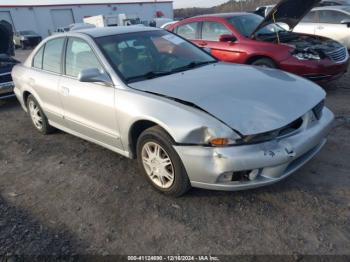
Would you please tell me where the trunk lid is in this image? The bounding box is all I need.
[129,63,325,135]
[251,0,321,38]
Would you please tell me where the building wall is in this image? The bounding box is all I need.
[0,2,173,37]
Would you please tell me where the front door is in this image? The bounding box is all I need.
[59,37,123,149]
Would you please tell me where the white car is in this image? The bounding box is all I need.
[294,6,350,49]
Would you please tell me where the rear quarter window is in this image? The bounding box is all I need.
[42,38,65,74]
[32,45,44,69]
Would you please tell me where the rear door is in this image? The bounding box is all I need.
[199,21,240,63]
[59,37,122,149]
[30,37,66,126]
[315,10,350,47]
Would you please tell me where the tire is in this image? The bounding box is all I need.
[137,126,191,197]
[27,95,55,135]
[250,58,276,68]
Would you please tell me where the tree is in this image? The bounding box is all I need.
[174,0,281,19]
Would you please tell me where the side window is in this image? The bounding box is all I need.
[42,38,65,74]
[302,11,317,23]
[202,22,232,41]
[65,38,103,78]
[319,10,349,23]
[32,45,44,69]
[176,22,199,40]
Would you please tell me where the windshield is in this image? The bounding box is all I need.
[20,31,37,35]
[227,14,287,38]
[96,30,217,83]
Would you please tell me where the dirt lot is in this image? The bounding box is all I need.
[0,49,350,256]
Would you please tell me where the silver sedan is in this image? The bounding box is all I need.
[12,26,334,196]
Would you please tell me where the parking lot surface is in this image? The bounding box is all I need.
[0,49,350,255]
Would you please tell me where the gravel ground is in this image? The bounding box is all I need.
[0,49,349,256]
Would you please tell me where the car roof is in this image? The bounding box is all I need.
[312,5,350,11]
[194,12,252,19]
[72,25,162,38]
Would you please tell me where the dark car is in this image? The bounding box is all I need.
[168,0,349,82]
[318,0,350,6]
[13,30,42,49]
[0,20,19,99]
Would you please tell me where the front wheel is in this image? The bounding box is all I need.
[137,126,191,197]
[250,58,276,68]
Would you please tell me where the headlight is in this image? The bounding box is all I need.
[20,36,28,41]
[293,52,321,61]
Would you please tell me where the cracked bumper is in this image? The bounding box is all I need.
[174,108,334,191]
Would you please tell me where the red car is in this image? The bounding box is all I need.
[168,0,349,82]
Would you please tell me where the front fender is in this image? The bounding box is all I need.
[115,88,240,150]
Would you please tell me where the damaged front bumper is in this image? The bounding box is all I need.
[174,107,334,191]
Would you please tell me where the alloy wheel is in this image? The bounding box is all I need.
[141,141,175,189]
[28,100,43,130]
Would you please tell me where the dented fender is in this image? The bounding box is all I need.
[115,88,240,151]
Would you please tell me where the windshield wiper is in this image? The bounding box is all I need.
[125,71,172,83]
[171,60,217,73]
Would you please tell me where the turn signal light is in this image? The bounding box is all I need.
[210,138,230,146]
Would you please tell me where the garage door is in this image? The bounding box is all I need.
[0,11,14,27]
[51,9,74,29]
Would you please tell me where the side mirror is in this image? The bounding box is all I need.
[341,19,350,27]
[219,34,237,43]
[78,68,112,85]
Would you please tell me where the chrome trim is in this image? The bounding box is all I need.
[326,47,349,64]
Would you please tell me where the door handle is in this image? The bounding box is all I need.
[61,86,70,96]
[198,42,207,46]
[317,26,324,30]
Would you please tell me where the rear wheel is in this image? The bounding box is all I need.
[27,95,55,134]
[250,58,276,68]
[137,126,191,197]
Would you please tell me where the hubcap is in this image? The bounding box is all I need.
[141,142,175,189]
[28,100,43,130]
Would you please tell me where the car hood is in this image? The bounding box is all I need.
[251,0,321,37]
[0,20,14,56]
[129,63,325,136]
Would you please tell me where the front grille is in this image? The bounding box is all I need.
[0,72,12,83]
[326,47,348,63]
[313,100,324,120]
[242,118,303,144]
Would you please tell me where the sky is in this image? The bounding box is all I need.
[173,0,229,8]
[0,0,229,9]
